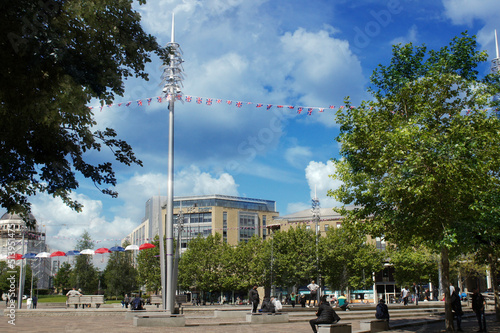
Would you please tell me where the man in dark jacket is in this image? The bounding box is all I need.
[249,285,260,313]
[472,288,486,332]
[309,296,340,333]
[451,288,463,331]
[375,298,390,323]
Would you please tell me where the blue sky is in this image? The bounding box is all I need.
[16,0,500,252]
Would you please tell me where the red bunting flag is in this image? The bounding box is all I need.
[236,101,243,107]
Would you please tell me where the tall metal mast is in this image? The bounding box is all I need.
[161,12,184,313]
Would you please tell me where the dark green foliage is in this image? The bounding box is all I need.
[0,0,163,222]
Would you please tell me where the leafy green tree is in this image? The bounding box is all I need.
[388,245,438,287]
[53,261,72,293]
[269,226,317,290]
[320,226,384,292]
[0,0,163,221]
[331,32,500,330]
[136,237,160,293]
[71,230,99,293]
[225,235,268,292]
[103,245,137,296]
[0,265,33,296]
[177,234,228,295]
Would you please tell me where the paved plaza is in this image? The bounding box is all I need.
[1,302,499,333]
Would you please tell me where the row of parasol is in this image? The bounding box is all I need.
[4,242,156,260]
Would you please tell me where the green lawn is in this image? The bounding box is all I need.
[36,295,67,303]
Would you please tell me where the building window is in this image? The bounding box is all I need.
[336,222,342,228]
[376,237,386,251]
[306,225,311,230]
[223,212,228,243]
[324,224,329,232]
[238,212,258,243]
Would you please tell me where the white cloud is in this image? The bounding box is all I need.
[175,165,239,196]
[285,146,313,169]
[390,24,418,45]
[305,160,343,208]
[443,0,500,26]
[29,166,239,252]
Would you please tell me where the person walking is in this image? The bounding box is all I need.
[451,287,463,331]
[401,287,409,306]
[32,295,37,309]
[290,292,296,308]
[249,285,260,313]
[413,283,420,305]
[472,288,486,332]
[309,296,341,333]
[307,280,320,307]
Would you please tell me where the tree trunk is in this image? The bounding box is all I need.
[441,247,454,331]
[488,253,500,322]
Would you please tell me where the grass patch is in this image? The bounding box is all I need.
[37,295,67,303]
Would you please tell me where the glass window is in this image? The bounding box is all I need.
[324,224,329,232]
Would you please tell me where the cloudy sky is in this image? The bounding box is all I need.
[11,0,500,253]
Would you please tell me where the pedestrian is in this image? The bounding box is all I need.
[32,295,37,309]
[249,285,260,313]
[123,293,130,308]
[450,287,463,331]
[413,283,420,305]
[27,296,32,309]
[472,288,486,332]
[290,292,296,308]
[401,287,409,306]
[300,293,307,307]
[309,296,341,333]
[271,296,282,312]
[375,298,390,324]
[307,280,320,307]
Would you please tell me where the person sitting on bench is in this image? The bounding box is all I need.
[375,298,390,323]
[309,296,340,333]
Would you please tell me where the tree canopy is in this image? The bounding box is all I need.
[0,0,164,221]
[331,32,500,330]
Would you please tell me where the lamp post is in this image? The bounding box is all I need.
[311,191,320,305]
[160,12,184,314]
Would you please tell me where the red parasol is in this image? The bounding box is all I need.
[50,251,67,257]
[7,253,23,260]
[95,248,111,254]
[139,243,156,250]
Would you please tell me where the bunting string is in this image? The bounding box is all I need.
[88,93,352,115]
[88,93,498,115]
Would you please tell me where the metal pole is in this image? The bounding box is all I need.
[166,95,175,313]
[162,13,184,313]
[17,230,25,309]
[159,203,166,309]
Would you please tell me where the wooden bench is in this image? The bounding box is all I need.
[246,312,289,324]
[67,295,105,308]
[149,295,188,308]
[317,323,352,333]
[150,295,162,308]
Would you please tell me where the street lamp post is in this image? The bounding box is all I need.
[311,192,321,305]
[161,13,184,314]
